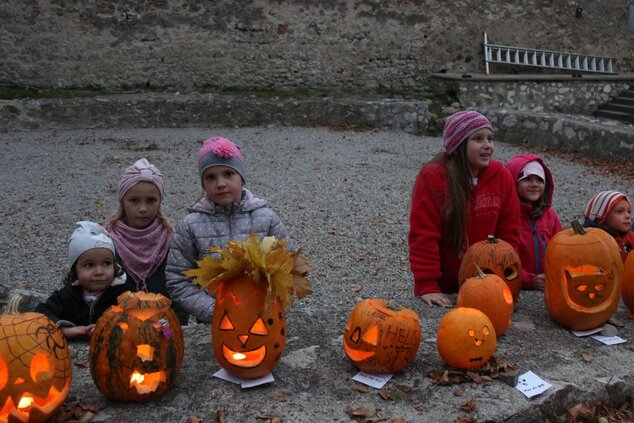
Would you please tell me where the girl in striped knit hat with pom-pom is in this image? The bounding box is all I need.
[583,190,634,261]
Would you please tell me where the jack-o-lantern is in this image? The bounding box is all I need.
[184,234,311,380]
[622,252,634,319]
[457,266,514,336]
[343,299,421,374]
[0,296,71,423]
[436,307,496,370]
[89,291,184,402]
[458,235,522,302]
[544,221,623,330]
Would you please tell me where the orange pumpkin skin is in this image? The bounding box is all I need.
[212,276,286,379]
[89,291,184,402]
[544,224,623,331]
[436,307,497,370]
[0,310,71,423]
[457,273,513,336]
[623,252,634,319]
[343,299,421,374]
[458,235,522,302]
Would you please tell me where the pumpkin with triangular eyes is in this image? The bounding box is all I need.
[212,275,286,379]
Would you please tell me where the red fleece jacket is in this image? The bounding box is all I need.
[408,159,520,296]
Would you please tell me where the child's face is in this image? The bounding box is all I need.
[517,175,545,203]
[75,248,115,294]
[122,181,161,229]
[202,165,243,206]
[466,128,494,177]
[604,198,633,233]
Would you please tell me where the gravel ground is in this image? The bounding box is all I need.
[0,126,632,422]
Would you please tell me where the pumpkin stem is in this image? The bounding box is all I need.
[571,220,586,235]
[475,265,487,279]
[5,294,22,314]
[486,235,498,244]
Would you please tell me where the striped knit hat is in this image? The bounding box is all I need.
[442,110,493,155]
[583,190,631,224]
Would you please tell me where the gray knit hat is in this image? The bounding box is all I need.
[67,221,116,268]
[196,136,246,184]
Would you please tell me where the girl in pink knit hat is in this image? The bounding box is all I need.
[583,190,634,261]
[408,110,520,307]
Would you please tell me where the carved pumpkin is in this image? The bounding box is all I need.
[436,307,496,370]
[343,299,421,374]
[457,266,514,336]
[212,275,286,379]
[0,296,71,423]
[89,291,184,402]
[458,235,522,302]
[544,221,623,331]
[623,252,634,319]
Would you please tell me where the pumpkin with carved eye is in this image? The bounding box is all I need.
[343,299,421,374]
[544,221,623,330]
[457,267,514,336]
[458,235,522,302]
[622,251,634,319]
[212,275,286,379]
[436,307,497,370]
[89,291,184,402]
[0,296,71,423]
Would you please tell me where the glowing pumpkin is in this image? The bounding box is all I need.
[212,275,286,379]
[436,307,496,370]
[457,266,514,336]
[89,291,184,402]
[0,296,71,423]
[458,235,522,302]
[623,252,634,319]
[544,221,623,331]
[343,299,421,374]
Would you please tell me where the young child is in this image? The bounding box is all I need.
[506,154,562,290]
[36,221,135,339]
[583,190,634,261]
[106,158,189,325]
[409,110,520,307]
[166,136,294,323]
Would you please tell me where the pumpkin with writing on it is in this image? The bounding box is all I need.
[436,307,496,370]
[0,295,71,423]
[458,235,522,302]
[622,252,634,319]
[343,299,421,374]
[544,221,623,331]
[457,266,514,336]
[89,291,184,402]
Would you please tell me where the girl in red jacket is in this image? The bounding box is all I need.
[583,190,634,262]
[506,155,562,290]
[409,110,520,307]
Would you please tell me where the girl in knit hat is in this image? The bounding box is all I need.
[35,221,135,339]
[506,154,562,290]
[583,190,634,261]
[408,110,520,307]
[106,158,189,325]
[166,136,294,323]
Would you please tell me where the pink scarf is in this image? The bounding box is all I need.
[109,219,172,291]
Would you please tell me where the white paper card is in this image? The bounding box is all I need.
[515,371,552,398]
[591,335,627,345]
[572,326,604,337]
[352,372,393,389]
[213,368,274,388]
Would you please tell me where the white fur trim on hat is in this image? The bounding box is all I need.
[518,161,545,182]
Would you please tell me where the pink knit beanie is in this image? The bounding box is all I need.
[197,136,245,183]
[117,158,165,202]
[583,190,631,224]
[442,111,493,155]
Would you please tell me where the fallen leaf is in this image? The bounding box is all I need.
[346,406,369,418]
[271,392,286,402]
[378,388,391,400]
[460,397,477,412]
[581,353,593,363]
[352,384,369,393]
[74,360,88,367]
[609,317,625,327]
[215,409,226,423]
[454,386,466,396]
[188,416,203,423]
[396,384,414,393]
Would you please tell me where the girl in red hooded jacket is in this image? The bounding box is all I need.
[408,110,520,307]
[506,154,563,290]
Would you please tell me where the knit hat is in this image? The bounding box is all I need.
[518,161,545,182]
[442,110,493,155]
[117,158,165,201]
[583,190,631,224]
[68,221,116,268]
[197,136,246,183]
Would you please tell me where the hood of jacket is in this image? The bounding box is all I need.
[506,154,555,207]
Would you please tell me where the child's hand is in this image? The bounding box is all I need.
[420,293,453,307]
[61,324,96,340]
[531,274,546,291]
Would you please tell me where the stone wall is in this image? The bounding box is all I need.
[1,0,633,92]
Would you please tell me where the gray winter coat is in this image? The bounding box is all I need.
[166,188,293,323]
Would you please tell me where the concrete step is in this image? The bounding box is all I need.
[593,109,634,123]
[611,96,634,106]
[601,103,634,114]
[619,89,634,99]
